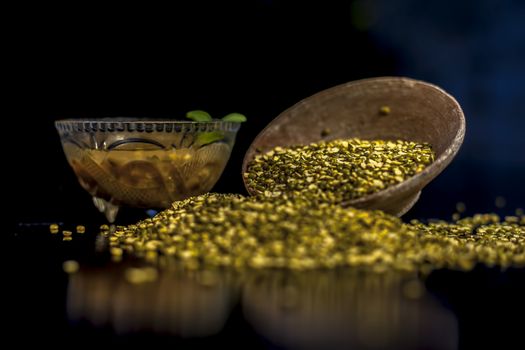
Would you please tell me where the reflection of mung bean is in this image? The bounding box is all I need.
[63,260,79,274]
[244,138,434,203]
[125,267,158,284]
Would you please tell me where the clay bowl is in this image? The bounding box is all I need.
[242,77,466,216]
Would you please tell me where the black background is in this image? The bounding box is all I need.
[7,1,525,348]
[11,1,397,225]
[10,0,525,224]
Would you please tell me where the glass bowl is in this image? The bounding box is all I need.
[55,118,241,222]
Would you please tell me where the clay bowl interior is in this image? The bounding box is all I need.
[242,77,466,216]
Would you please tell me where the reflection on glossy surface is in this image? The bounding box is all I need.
[243,270,457,350]
[67,265,237,337]
[67,266,457,349]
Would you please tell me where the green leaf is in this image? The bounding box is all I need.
[186,110,212,122]
[222,113,247,123]
[195,131,225,147]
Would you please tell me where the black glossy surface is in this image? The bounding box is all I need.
[6,224,525,349]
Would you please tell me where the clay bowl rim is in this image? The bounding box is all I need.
[242,76,466,208]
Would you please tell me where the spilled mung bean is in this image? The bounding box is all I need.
[49,223,59,234]
[104,193,525,272]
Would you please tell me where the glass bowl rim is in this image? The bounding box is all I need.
[55,118,242,125]
[55,118,242,133]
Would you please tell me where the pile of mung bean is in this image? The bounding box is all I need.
[98,138,525,272]
[103,193,525,272]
